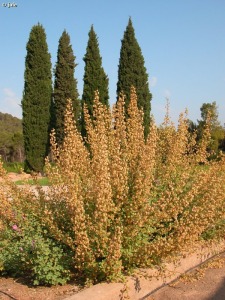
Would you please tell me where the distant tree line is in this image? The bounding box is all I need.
[0,112,24,162]
[188,101,225,157]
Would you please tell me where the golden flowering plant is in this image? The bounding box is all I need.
[1,87,225,285]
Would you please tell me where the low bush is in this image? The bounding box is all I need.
[0,215,72,285]
[3,162,24,173]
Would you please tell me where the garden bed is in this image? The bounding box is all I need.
[0,240,224,300]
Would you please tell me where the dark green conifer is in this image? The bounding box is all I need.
[22,23,52,173]
[53,30,80,146]
[117,18,152,139]
[81,25,109,137]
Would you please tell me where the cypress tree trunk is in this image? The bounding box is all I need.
[117,18,152,139]
[81,25,109,138]
[53,30,80,146]
[22,23,52,173]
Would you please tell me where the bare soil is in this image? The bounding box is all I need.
[146,253,225,300]
[6,172,37,182]
[1,254,225,300]
[0,277,81,300]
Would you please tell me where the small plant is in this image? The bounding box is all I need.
[3,162,24,173]
[0,212,72,285]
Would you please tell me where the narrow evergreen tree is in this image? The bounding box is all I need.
[117,18,152,139]
[81,25,109,137]
[53,30,80,146]
[22,23,52,173]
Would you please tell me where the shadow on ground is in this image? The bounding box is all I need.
[207,277,225,300]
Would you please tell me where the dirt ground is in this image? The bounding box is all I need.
[0,255,225,300]
[0,278,81,300]
[146,253,225,300]
[6,172,36,182]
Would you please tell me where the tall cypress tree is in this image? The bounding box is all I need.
[117,18,152,139]
[81,25,109,137]
[53,30,80,146]
[22,23,52,173]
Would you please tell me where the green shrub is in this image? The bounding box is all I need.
[0,213,72,285]
[3,162,24,173]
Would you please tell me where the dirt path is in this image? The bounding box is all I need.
[145,253,225,300]
[6,172,35,182]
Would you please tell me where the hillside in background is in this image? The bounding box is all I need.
[0,112,22,133]
[0,112,24,162]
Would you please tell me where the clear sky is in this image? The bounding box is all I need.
[0,0,225,125]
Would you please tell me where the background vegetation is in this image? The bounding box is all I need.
[2,19,224,169]
[0,112,24,163]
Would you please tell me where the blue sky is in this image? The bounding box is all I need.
[0,0,225,125]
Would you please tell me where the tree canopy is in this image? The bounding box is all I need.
[117,18,152,139]
[22,23,52,173]
[198,101,225,154]
[53,30,80,146]
[0,112,23,162]
[81,25,109,137]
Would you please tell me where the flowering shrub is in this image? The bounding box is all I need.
[0,204,72,285]
[0,87,225,285]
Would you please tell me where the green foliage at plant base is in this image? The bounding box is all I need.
[201,219,225,241]
[0,213,72,286]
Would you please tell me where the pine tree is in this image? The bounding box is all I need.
[53,30,80,146]
[22,23,52,173]
[81,25,109,137]
[117,18,152,139]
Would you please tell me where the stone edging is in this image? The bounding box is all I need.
[64,241,225,300]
